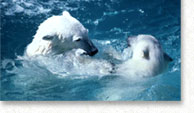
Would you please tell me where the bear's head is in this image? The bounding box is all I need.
[127,35,173,76]
[27,11,98,56]
[41,30,98,56]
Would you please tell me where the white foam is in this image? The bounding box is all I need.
[96,76,153,100]
[1,59,15,70]
[138,9,145,13]
[15,4,24,13]
[11,48,113,78]
[2,0,74,16]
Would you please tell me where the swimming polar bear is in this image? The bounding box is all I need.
[116,35,173,77]
[25,11,98,57]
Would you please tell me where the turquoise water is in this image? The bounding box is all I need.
[0,0,180,100]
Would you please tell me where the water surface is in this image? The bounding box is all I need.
[0,0,180,101]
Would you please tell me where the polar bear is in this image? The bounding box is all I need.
[25,11,98,57]
[116,35,173,77]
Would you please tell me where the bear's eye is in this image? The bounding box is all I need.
[73,36,82,42]
[42,35,54,40]
[75,38,81,42]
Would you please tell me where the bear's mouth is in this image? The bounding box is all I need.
[88,49,98,56]
[75,48,98,56]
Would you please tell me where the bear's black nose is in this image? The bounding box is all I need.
[89,49,98,56]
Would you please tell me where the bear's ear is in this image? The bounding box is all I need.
[73,36,81,42]
[127,36,137,47]
[142,49,149,60]
[42,35,54,40]
[62,11,71,17]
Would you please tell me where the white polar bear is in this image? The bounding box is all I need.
[116,35,173,77]
[25,11,98,57]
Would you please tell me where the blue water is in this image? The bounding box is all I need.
[0,0,180,101]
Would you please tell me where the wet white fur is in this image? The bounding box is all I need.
[25,11,91,56]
